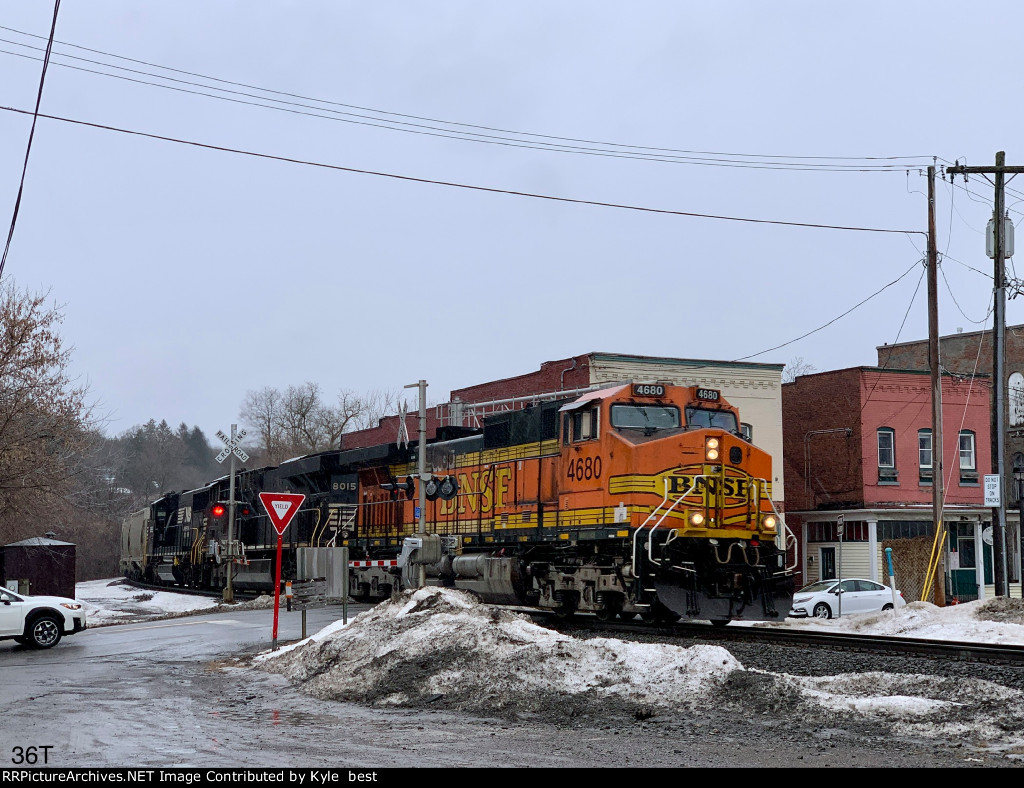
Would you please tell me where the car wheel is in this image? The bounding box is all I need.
[882,603,894,611]
[813,602,832,619]
[27,615,62,649]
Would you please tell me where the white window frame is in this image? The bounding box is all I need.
[959,431,976,470]
[918,429,933,470]
[877,428,895,469]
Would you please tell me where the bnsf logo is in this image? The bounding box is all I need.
[669,474,748,499]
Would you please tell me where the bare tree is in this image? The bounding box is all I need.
[239,384,403,459]
[0,282,95,544]
[782,357,817,383]
[352,387,401,430]
[281,381,325,454]
[240,386,286,464]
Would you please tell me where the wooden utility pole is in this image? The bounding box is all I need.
[946,152,1024,597]
[927,165,946,606]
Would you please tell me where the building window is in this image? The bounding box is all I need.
[918,428,933,484]
[877,427,898,483]
[953,522,976,569]
[959,430,978,485]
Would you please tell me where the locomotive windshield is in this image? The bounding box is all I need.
[685,406,739,432]
[610,403,680,430]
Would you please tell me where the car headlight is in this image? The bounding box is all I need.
[60,603,82,610]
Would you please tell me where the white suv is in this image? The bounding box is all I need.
[0,587,87,648]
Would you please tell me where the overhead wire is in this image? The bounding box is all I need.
[0,2,60,280]
[734,258,923,363]
[0,105,929,238]
[0,30,936,172]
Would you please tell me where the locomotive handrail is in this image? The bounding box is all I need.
[752,476,798,573]
[631,476,697,577]
[327,506,358,548]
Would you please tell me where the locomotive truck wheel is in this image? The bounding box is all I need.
[27,615,62,649]
[553,597,577,620]
[813,603,832,619]
[617,611,638,621]
[710,620,730,628]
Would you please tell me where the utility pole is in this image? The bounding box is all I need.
[927,165,946,606]
[947,152,1024,597]
[404,379,428,589]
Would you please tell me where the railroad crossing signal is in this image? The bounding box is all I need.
[216,428,249,464]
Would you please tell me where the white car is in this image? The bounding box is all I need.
[0,587,87,648]
[788,577,907,620]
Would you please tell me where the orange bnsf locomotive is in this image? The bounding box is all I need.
[121,382,796,625]
[348,381,796,624]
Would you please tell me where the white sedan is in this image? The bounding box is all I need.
[788,577,907,619]
[0,587,87,648]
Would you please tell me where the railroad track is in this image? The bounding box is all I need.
[117,582,1024,667]
[123,578,262,602]
[534,613,1024,666]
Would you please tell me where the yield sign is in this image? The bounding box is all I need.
[259,492,306,536]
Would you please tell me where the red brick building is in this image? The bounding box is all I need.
[877,325,1024,598]
[783,367,994,602]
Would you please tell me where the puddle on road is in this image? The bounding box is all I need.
[209,706,343,727]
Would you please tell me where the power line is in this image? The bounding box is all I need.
[735,258,923,362]
[0,2,59,280]
[0,28,936,172]
[0,105,928,238]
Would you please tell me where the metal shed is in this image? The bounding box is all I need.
[1,533,77,598]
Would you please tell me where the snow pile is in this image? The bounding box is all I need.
[759,597,1024,645]
[252,587,1024,752]
[256,587,741,721]
[76,578,274,626]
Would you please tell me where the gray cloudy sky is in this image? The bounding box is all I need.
[1,2,1022,440]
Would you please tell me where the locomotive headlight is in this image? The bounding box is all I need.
[762,514,778,531]
[690,512,705,526]
[705,437,720,461]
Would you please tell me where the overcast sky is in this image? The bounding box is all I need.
[2,2,1023,440]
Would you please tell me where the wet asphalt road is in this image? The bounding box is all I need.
[0,603,1014,770]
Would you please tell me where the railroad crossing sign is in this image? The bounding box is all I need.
[259,492,306,536]
[216,428,248,464]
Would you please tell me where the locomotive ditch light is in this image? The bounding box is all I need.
[762,514,778,531]
[689,512,705,526]
[705,436,720,461]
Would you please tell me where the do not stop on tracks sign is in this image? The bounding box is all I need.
[259,492,306,649]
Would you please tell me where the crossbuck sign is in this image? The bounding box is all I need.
[216,428,248,464]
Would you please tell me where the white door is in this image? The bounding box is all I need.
[0,590,26,636]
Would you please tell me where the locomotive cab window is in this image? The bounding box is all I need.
[563,406,599,443]
[610,404,680,430]
[684,406,738,433]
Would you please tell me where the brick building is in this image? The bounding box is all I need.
[878,325,1024,596]
[783,366,999,602]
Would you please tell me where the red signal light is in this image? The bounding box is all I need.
[211,503,226,518]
